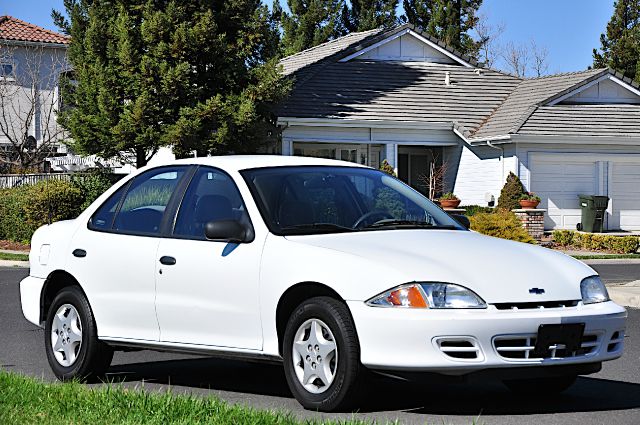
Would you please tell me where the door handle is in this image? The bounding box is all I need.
[72,249,86,258]
[159,256,176,266]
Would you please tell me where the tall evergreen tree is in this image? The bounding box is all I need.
[342,0,398,32]
[53,0,289,168]
[402,0,482,58]
[593,0,640,83]
[280,0,346,56]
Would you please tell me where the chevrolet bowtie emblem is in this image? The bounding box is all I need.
[529,288,545,295]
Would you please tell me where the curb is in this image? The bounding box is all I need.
[607,283,640,309]
[0,260,29,268]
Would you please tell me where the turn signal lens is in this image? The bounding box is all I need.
[367,284,429,308]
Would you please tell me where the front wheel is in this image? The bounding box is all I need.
[44,286,113,382]
[503,375,577,396]
[282,297,364,412]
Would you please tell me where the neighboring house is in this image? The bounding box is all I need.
[276,24,640,231]
[0,16,71,169]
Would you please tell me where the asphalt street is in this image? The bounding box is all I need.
[1,266,639,425]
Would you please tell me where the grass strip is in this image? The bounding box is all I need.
[572,254,640,260]
[0,370,372,425]
[0,252,28,261]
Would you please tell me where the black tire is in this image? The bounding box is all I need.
[503,374,577,396]
[282,296,364,412]
[44,286,113,382]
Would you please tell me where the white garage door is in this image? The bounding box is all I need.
[530,153,640,231]
[610,161,640,231]
[530,155,598,230]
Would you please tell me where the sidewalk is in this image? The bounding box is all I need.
[607,281,640,309]
[0,248,29,268]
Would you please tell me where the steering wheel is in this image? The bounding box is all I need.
[352,210,395,229]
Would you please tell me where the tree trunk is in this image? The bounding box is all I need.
[136,147,147,168]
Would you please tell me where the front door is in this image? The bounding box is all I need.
[155,166,263,350]
[68,166,189,340]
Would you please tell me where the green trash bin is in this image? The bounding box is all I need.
[577,195,609,233]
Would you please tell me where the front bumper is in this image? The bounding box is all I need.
[348,300,626,375]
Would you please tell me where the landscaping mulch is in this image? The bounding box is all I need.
[0,240,30,252]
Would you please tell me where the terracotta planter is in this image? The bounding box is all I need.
[440,199,461,209]
[519,199,540,209]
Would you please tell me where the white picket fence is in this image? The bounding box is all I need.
[0,173,74,189]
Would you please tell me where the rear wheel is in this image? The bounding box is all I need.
[282,296,364,412]
[44,286,113,381]
[503,375,577,395]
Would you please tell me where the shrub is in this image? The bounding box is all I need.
[71,171,116,211]
[497,172,525,211]
[23,180,84,230]
[519,192,541,201]
[469,210,536,244]
[463,205,495,216]
[379,159,396,176]
[0,186,33,243]
[552,230,640,254]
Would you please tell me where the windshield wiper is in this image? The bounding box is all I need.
[281,223,355,234]
[363,220,459,230]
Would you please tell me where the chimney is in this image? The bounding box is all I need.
[444,71,451,86]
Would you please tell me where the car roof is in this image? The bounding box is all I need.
[159,155,371,173]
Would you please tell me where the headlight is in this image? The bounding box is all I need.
[366,283,486,309]
[581,276,609,304]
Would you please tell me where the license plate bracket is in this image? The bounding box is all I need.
[531,323,585,358]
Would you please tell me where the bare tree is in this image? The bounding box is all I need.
[0,43,69,173]
[530,39,549,77]
[475,14,506,69]
[503,41,529,78]
[418,153,448,200]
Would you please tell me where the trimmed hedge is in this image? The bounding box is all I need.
[469,210,536,244]
[553,230,640,254]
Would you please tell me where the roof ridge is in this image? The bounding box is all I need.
[280,27,382,63]
[524,68,606,81]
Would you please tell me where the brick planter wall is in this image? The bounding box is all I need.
[513,209,546,241]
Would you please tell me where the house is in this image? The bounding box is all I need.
[0,16,71,170]
[276,24,640,232]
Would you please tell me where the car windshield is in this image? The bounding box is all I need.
[241,166,464,235]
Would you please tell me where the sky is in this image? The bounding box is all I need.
[1,0,615,74]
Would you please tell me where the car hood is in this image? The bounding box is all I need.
[285,230,595,304]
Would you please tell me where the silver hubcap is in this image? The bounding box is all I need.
[292,318,338,394]
[50,304,83,367]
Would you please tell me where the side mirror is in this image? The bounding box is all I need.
[449,214,470,230]
[204,220,252,243]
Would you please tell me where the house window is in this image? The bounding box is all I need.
[0,63,14,78]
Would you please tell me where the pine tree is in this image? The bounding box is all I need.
[280,0,346,56]
[497,172,525,211]
[343,0,398,32]
[53,0,289,168]
[402,0,483,58]
[593,0,640,83]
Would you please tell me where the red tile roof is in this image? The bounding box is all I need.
[0,15,69,45]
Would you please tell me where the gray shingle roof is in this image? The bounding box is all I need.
[277,24,640,141]
[519,104,640,138]
[471,68,607,138]
[280,28,384,76]
[277,61,520,135]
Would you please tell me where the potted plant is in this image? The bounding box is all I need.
[439,192,461,209]
[519,192,541,209]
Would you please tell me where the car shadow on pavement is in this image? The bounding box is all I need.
[105,357,640,415]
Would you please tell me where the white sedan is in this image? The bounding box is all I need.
[20,156,626,411]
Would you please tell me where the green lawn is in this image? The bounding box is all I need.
[0,370,372,425]
[572,254,640,260]
[0,252,28,262]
